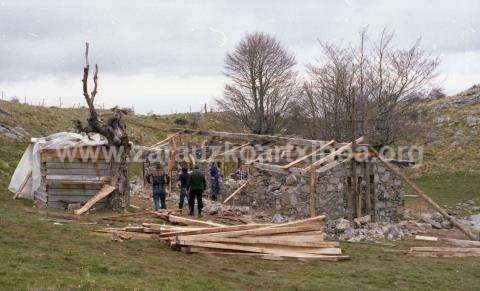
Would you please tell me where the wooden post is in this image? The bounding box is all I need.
[356,176,362,217]
[309,169,316,217]
[364,162,372,216]
[369,146,478,241]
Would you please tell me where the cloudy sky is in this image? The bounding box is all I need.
[1,0,479,114]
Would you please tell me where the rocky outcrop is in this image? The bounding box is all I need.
[433,84,480,111]
[0,124,29,139]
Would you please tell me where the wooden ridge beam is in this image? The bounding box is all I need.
[281,140,335,169]
[170,128,341,147]
[303,136,364,172]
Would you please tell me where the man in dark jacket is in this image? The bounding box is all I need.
[146,164,169,211]
[187,165,206,216]
[177,167,189,210]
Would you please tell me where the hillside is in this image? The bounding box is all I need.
[2,86,480,177]
[400,85,480,176]
[1,92,480,289]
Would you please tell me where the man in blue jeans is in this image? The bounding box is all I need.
[146,164,169,211]
[177,167,189,210]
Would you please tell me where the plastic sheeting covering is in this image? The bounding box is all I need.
[8,132,107,200]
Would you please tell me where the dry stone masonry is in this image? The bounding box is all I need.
[228,159,405,222]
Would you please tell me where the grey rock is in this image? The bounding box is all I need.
[450,140,462,147]
[272,214,289,223]
[466,116,480,127]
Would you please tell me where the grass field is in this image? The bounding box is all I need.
[1,100,480,290]
[1,137,479,290]
[1,181,480,290]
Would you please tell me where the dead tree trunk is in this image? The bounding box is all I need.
[76,42,131,210]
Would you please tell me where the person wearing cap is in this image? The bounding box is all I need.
[146,164,169,211]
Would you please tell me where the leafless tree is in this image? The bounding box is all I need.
[74,43,131,210]
[217,32,298,134]
[296,28,439,147]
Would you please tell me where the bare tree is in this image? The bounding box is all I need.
[217,32,298,134]
[74,43,131,210]
[295,28,439,147]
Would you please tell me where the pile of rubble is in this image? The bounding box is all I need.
[325,217,412,242]
[456,200,480,212]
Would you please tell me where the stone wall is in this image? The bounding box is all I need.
[228,158,405,222]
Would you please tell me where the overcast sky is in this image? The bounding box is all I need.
[1,0,479,114]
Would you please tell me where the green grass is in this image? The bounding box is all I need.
[0,137,479,290]
[1,185,480,290]
[410,172,480,206]
[2,100,480,289]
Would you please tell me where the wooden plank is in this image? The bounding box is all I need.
[188,154,196,166]
[48,195,108,203]
[185,248,349,261]
[407,252,480,258]
[303,136,364,172]
[168,215,226,228]
[74,185,116,215]
[252,163,304,175]
[47,201,107,209]
[309,169,316,217]
[46,175,111,181]
[206,143,251,162]
[267,215,326,229]
[407,247,480,257]
[34,190,47,203]
[181,225,322,240]
[369,146,479,241]
[415,235,480,247]
[149,131,185,149]
[42,157,109,163]
[223,181,248,204]
[47,189,104,196]
[44,162,110,169]
[180,236,338,248]
[175,240,343,257]
[45,181,104,189]
[13,171,32,199]
[409,247,480,253]
[157,224,272,238]
[45,168,111,175]
[180,129,344,147]
[281,140,335,169]
[40,147,111,161]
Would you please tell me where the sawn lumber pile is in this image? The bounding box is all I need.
[99,213,349,261]
[407,247,480,257]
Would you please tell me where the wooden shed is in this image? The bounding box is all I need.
[33,145,113,209]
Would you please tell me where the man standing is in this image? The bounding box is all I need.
[177,166,189,210]
[146,164,169,211]
[209,162,220,201]
[187,165,206,216]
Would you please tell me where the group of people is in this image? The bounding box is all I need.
[145,162,222,217]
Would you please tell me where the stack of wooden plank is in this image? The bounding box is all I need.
[160,215,348,261]
[407,247,480,258]
[96,214,348,261]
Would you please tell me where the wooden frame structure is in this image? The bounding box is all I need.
[144,129,368,219]
[140,128,478,242]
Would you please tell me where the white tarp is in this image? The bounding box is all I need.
[8,132,107,200]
